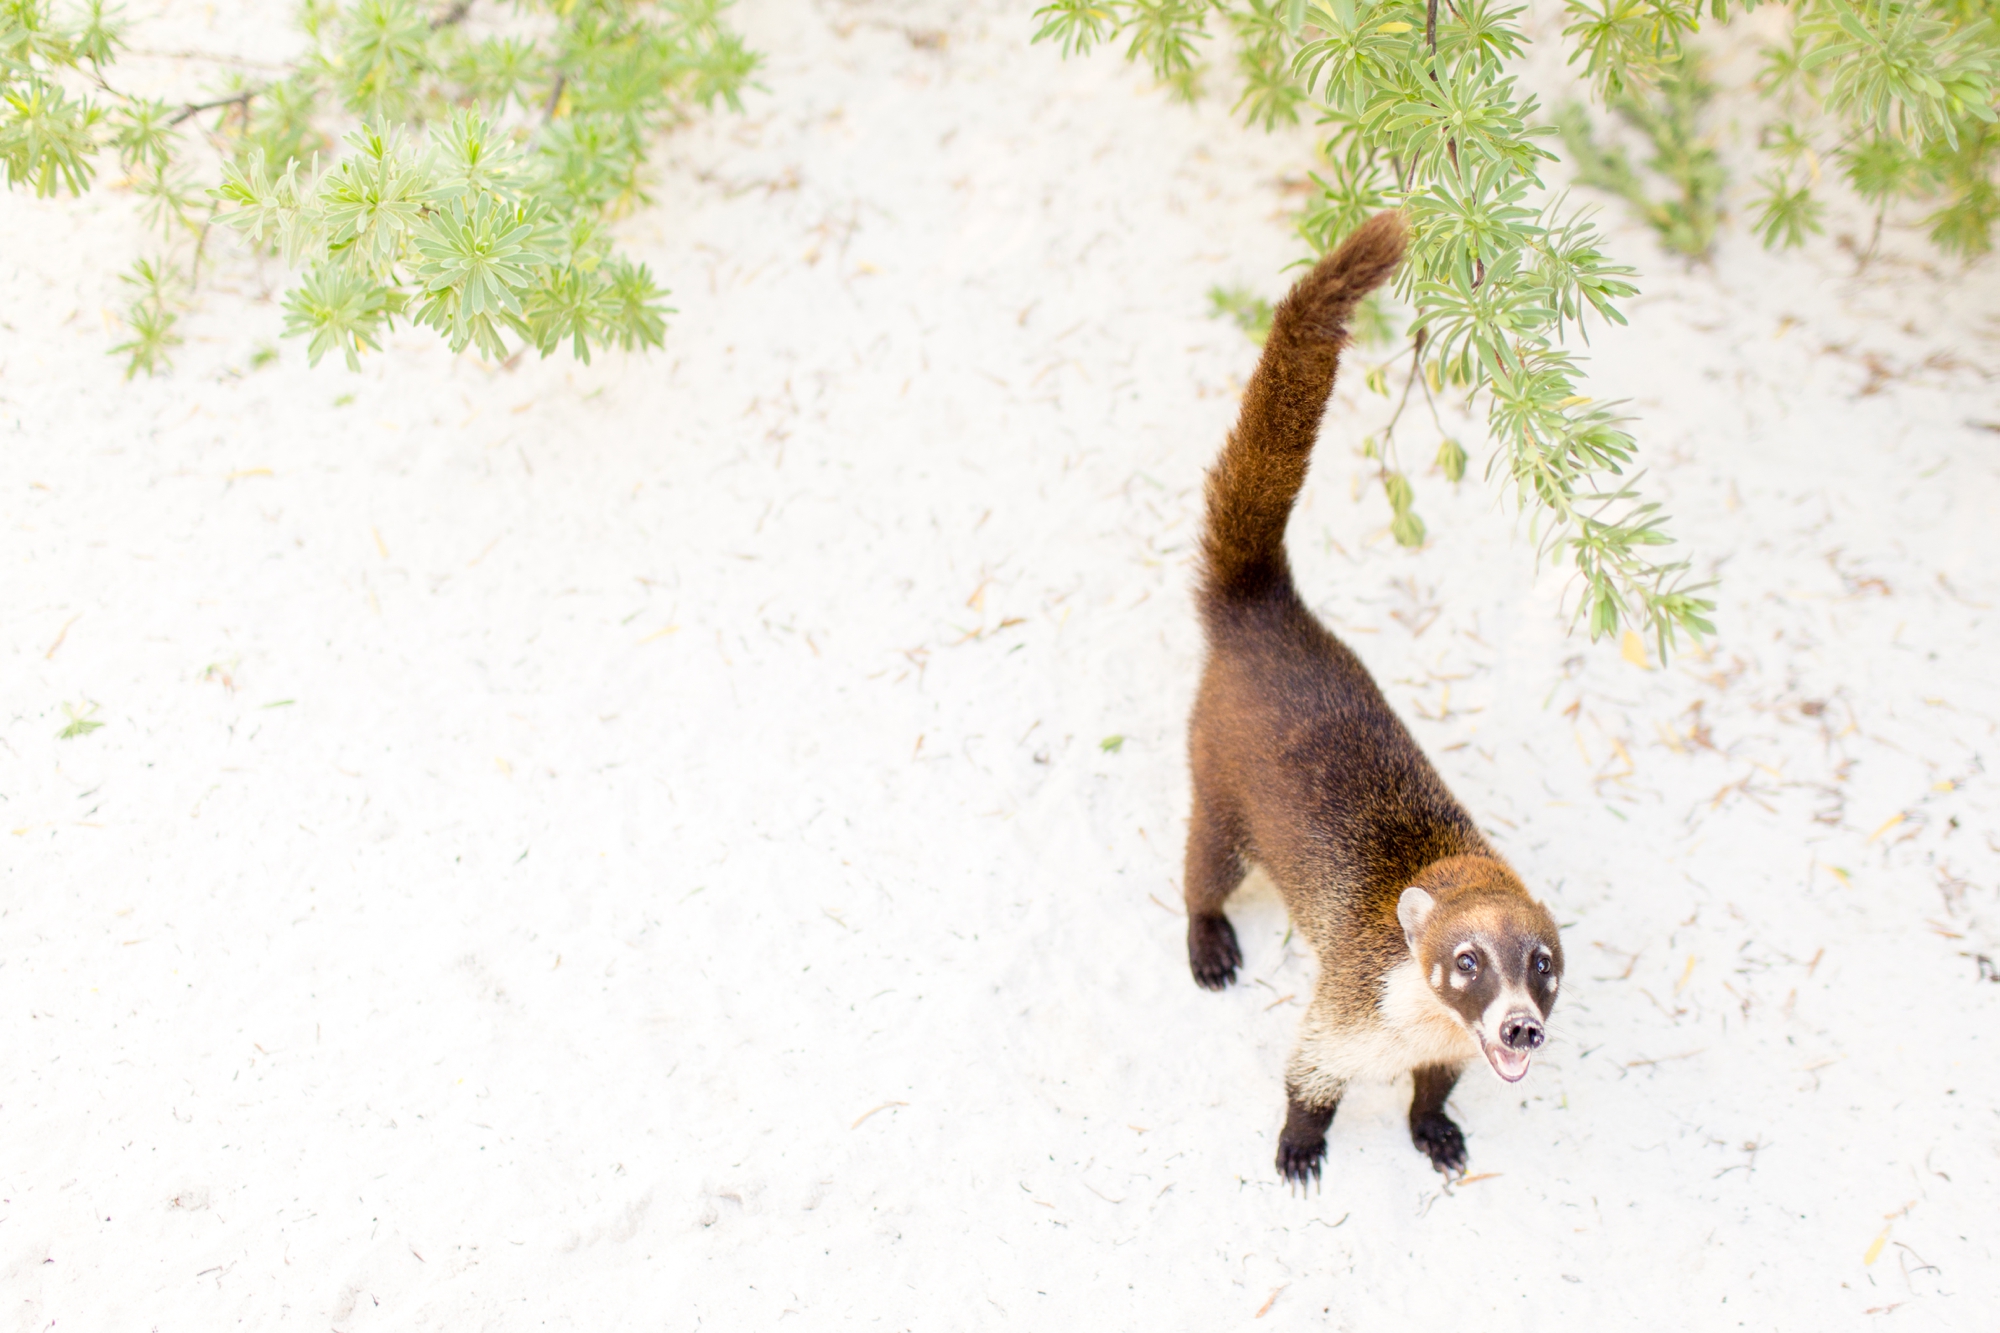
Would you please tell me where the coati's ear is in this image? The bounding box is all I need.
[1396,887,1435,952]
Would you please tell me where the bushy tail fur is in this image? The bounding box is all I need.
[1198,211,1407,613]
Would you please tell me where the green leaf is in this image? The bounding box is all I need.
[1436,437,1468,482]
[109,297,180,378]
[410,194,554,357]
[427,106,525,201]
[0,77,101,196]
[1,0,77,71]
[1206,284,1275,342]
[452,35,543,113]
[600,256,672,352]
[109,96,176,173]
[1384,470,1416,513]
[57,701,104,739]
[335,0,433,120]
[1559,0,1698,100]
[1840,133,1927,206]
[73,0,124,68]
[317,123,430,276]
[281,263,394,371]
[1749,171,1823,249]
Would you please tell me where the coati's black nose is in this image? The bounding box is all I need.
[1501,1015,1544,1050]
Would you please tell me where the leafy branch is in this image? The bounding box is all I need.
[2,0,761,375]
[1042,0,1714,657]
[1557,50,1725,257]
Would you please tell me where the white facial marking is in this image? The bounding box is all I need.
[1430,964,1443,988]
[1479,990,1524,1040]
[1476,986,1544,1047]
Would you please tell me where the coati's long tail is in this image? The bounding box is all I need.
[1198,211,1407,613]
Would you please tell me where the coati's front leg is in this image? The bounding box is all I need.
[1277,1081,1340,1186]
[1409,1063,1469,1176]
[1183,786,1247,989]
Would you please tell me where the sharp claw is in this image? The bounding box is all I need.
[1188,916,1242,989]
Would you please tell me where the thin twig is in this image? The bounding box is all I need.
[168,90,254,126]
[188,210,220,293]
[1370,330,1429,503]
[1379,328,1428,447]
[542,72,567,123]
[1855,205,1885,275]
[126,48,292,69]
[1417,350,1451,435]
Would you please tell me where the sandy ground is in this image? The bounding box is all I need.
[5,0,2000,1327]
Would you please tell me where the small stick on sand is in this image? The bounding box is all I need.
[44,614,80,660]
[850,1101,907,1130]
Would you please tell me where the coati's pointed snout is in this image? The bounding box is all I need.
[1482,1010,1544,1082]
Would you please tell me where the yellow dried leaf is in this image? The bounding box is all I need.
[1863,1227,1889,1265]
[1865,813,1904,844]
[1620,630,1650,669]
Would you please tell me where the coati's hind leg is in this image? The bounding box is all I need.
[1409,1063,1469,1176]
[1277,1081,1340,1186]
[1183,785,1247,989]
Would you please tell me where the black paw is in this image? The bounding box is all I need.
[1188,913,1242,990]
[1277,1129,1328,1187]
[1411,1112,1467,1176]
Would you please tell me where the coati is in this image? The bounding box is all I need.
[1183,211,1565,1185]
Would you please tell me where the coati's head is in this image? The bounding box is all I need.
[1397,864,1564,1084]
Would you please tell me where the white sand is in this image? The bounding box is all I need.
[5,0,1999,1326]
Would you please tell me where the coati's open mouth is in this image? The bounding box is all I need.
[1481,1010,1545,1081]
[1483,1040,1532,1083]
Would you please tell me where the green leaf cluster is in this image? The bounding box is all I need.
[1555,0,1998,258]
[1557,51,1725,257]
[1752,0,2000,258]
[1206,282,1276,341]
[1039,0,1714,658]
[3,0,759,371]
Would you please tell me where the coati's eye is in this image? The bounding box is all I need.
[1534,954,1552,975]
[1455,951,1477,974]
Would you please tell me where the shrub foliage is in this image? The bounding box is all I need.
[2,0,759,372]
[1033,0,1997,653]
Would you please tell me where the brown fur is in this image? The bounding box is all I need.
[1181,211,1565,1184]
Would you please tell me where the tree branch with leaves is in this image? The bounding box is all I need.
[1035,0,1730,658]
[2,0,760,375]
